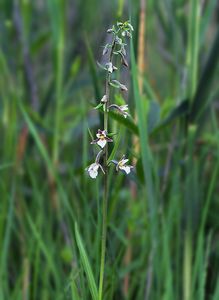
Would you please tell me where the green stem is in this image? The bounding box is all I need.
[98,38,115,300]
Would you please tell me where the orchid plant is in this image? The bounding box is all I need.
[86,21,134,179]
[85,21,134,300]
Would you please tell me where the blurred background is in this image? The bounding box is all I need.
[1,0,219,299]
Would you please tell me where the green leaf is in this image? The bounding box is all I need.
[94,103,103,110]
[190,27,219,122]
[130,39,157,239]
[85,37,101,102]
[108,129,122,162]
[74,223,98,300]
[107,132,117,137]
[70,278,81,300]
[85,36,103,126]
[108,111,138,135]
[148,100,160,132]
[151,100,189,135]
[31,31,50,55]
[70,56,81,79]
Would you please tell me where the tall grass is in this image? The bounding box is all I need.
[0,0,219,299]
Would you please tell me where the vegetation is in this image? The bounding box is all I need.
[0,1,219,299]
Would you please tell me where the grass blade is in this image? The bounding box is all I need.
[190,27,219,122]
[75,222,98,300]
[130,39,157,240]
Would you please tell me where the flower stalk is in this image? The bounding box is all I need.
[85,21,134,299]
[98,36,115,300]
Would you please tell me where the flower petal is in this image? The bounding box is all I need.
[89,169,98,178]
[120,105,128,111]
[97,139,107,148]
[87,163,99,179]
[105,137,113,142]
[88,163,99,172]
[91,139,98,145]
[120,165,131,174]
[121,159,129,164]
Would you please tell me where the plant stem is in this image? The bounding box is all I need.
[98,38,115,300]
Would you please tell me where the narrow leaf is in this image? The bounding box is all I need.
[75,223,98,300]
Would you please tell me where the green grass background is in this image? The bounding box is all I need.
[0,0,219,299]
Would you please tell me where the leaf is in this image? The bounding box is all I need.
[108,111,138,135]
[108,129,122,162]
[74,223,98,300]
[189,27,219,122]
[107,132,117,137]
[136,158,144,184]
[147,100,160,132]
[85,37,101,101]
[151,99,189,135]
[130,39,157,239]
[85,36,102,125]
[31,31,50,55]
[70,56,81,79]
[94,103,103,110]
[161,99,189,125]
[70,278,81,300]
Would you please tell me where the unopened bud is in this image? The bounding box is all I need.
[121,56,129,67]
[101,95,108,103]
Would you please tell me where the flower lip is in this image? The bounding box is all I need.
[109,155,133,175]
[91,129,113,149]
[86,162,99,179]
[86,150,105,179]
[117,156,133,174]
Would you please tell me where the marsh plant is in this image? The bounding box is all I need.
[86,21,134,299]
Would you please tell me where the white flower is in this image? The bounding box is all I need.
[119,105,129,118]
[86,162,105,179]
[117,156,133,174]
[109,104,129,118]
[86,163,99,179]
[110,156,133,174]
[91,129,113,149]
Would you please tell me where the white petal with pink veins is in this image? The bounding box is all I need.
[97,139,107,148]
